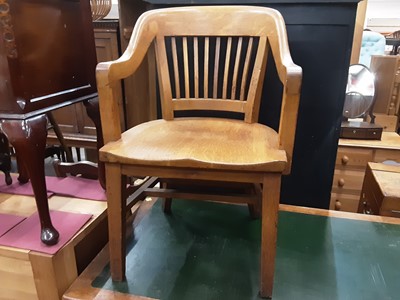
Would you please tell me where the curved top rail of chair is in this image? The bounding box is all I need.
[96,5,302,92]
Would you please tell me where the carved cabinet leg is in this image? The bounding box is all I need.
[84,98,106,189]
[0,115,59,245]
[15,152,29,183]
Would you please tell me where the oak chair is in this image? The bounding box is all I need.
[97,6,302,298]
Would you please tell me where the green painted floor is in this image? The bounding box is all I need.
[93,200,400,300]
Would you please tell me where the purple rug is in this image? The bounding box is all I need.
[0,210,92,254]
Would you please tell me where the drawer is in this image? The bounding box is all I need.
[336,147,373,168]
[374,149,400,163]
[330,193,360,212]
[331,169,365,192]
[357,167,382,215]
[381,196,400,217]
[340,126,382,140]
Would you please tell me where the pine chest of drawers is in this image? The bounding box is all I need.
[330,132,400,212]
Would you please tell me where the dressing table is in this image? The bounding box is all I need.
[332,63,400,212]
[0,0,98,245]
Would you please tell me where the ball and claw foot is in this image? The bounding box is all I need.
[41,227,60,246]
[17,174,29,184]
[5,172,12,185]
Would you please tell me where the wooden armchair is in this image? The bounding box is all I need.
[97,6,302,298]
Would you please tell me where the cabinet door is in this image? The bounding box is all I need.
[51,22,121,142]
[370,55,400,114]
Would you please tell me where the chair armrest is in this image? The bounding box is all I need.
[268,18,303,174]
[96,12,157,144]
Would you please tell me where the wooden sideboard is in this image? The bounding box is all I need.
[370,55,400,116]
[330,132,400,212]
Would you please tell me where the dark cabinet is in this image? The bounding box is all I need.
[49,20,122,149]
[0,0,97,118]
[117,0,360,208]
[0,0,98,244]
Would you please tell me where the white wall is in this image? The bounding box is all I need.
[104,0,400,33]
[366,0,400,33]
[104,0,119,19]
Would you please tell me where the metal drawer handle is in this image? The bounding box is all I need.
[362,201,372,215]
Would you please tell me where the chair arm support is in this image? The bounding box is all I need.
[278,67,302,175]
[96,12,158,144]
[96,12,157,88]
[266,13,302,174]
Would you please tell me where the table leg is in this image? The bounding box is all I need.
[84,98,105,189]
[0,114,59,245]
[0,133,12,185]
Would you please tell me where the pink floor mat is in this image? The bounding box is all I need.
[0,174,106,201]
[0,210,92,254]
[48,176,106,201]
[0,213,25,237]
[0,174,53,197]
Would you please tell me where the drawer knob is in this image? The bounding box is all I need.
[338,178,345,187]
[334,200,342,211]
[341,155,349,165]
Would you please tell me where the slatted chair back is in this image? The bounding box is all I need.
[149,6,291,123]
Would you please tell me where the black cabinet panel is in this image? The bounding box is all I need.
[143,0,360,208]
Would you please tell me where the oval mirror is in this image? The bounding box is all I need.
[342,64,375,119]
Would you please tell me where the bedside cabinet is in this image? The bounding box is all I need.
[358,162,400,217]
[330,132,400,212]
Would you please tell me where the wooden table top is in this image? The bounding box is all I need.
[339,131,400,150]
[368,162,400,198]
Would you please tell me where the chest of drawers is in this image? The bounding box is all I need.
[330,132,400,212]
[358,162,400,217]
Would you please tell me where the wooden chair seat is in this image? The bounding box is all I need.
[100,118,287,172]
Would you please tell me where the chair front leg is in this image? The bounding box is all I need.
[260,173,281,299]
[106,163,126,281]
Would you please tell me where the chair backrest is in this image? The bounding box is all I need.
[97,6,302,172]
[359,30,386,67]
[389,30,400,39]
[136,6,294,123]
